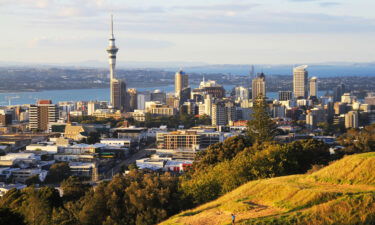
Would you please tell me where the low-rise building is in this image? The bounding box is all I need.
[148,104,177,117]
[164,160,193,172]
[0,183,27,197]
[92,109,122,119]
[0,153,37,167]
[132,110,146,122]
[69,162,98,181]
[156,130,232,160]
[26,143,58,154]
[100,138,133,149]
[64,123,97,141]
[136,158,166,171]
[112,127,148,143]
[11,168,47,183]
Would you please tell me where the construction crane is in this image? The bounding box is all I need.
[5,96,20,106]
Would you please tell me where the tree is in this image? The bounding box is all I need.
[86,132,100,144]
[45,162,71,184]
[51,207,78,225]
[25,175,41,186]
[19,187,59,225]
[337,124,375,154]
[193,135,252,170]
[0,208,25,225]
[196,114,211,126]
[247,94,277,142]
[61,176,90,202]
[72,170,181,225]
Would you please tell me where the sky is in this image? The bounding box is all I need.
[1,0,375,65]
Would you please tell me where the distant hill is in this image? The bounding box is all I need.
[160,153,375,225]
[180,63,375,77]
[1,61,375,77]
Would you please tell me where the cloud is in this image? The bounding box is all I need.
[124,38,174,49]
[288,0,341,7]
[27,36,174,49]
[0,0,51,8]
[21,8,375,35]
[319,2,341,7]
[288,0,317,2]
[58,7,82,17]
[172,3,260,12]
[1,0,373,35]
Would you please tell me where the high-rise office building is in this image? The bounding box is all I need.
[166,94,180,109]
[175,70,189,96]
[309,77,318,97]
[345,111,359,128]
[29,100,58,131]
[198,80,226,98]
[341,93,355,104]
[0,109,12,126]
[87,101,100,116]
[278,91,293,101]
[211,101,236,126]
[137,92,151,110]
[204,95,213,117]
[111,78,127,111]
[333,84,346,102]
[212,102,227,126]
[334,102,347,115]
[128,88,138,111]
[252,73,266,100]
[249,65,255,87]
[151,90,166,104]
[178,87,191,106]
[106,15,127,111]
[306,107,326,128]
[235,86,250,101]
[293,65,308,99]
[365,92,375,105]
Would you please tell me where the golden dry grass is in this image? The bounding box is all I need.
[160,153,375,225]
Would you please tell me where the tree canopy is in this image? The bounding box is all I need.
[338,124,375,154]
[45,162,71,184]
[247,95,277,143]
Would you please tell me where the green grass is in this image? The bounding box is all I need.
[160,153,375,225]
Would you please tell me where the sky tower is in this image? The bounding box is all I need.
[107,14,118,80]
[106,15,127,111]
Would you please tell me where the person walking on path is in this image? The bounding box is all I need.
[231,213,236,224]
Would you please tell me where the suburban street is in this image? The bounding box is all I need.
[103,144,152,179]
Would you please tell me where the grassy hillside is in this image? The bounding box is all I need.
[161,153,375,225]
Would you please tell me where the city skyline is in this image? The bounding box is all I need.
[1,0,375,65]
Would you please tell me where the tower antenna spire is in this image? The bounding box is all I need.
[111,14,114,37]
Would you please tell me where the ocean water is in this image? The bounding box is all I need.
[0,85,325,106]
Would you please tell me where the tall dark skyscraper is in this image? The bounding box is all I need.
[333,84,346,102]
[249,65,255,87]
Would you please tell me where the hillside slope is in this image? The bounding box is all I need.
[161,153,375,225]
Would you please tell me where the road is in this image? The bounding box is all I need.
[103,147,150,179]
